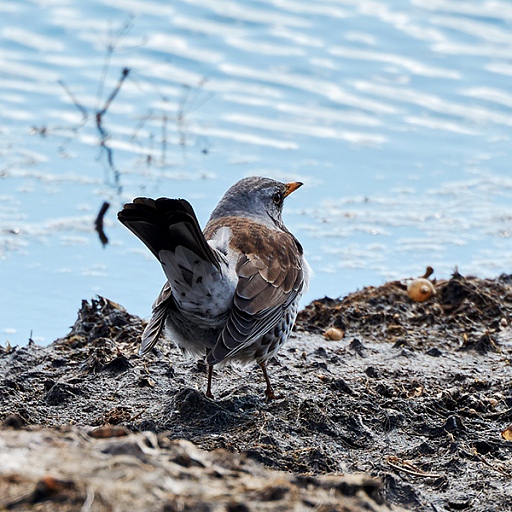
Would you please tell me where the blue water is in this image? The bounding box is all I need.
[2,0,512,345]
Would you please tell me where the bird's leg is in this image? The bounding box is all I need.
[259,362,279,400]
[206,364,214,399]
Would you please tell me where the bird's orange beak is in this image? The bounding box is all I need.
[283,182,303,198]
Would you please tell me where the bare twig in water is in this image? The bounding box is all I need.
[177,80,213,152]
[96,16,134,111]
[95,67,130,193]
[161,110,168,166]
[97,67,130,119]
[58,80,88,128]
[32,16,212,195]
[94,201,111,247]
[91,16,136,193]
[127,76,212,166]
[130,109,155,167]
[30,82,87,139]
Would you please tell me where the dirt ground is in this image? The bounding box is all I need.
[1,270,512,511]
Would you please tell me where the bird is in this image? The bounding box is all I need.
[117,176,310,399]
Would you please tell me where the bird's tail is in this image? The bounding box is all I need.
[118,197,221,278]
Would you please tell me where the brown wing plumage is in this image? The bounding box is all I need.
[205,217,304,364]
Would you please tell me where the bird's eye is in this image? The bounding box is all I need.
[272,191,283,205]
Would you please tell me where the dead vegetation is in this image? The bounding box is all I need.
[1,271,512,511]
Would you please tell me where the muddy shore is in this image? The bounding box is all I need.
[1,271,512,511]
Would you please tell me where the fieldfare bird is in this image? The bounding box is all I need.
[118,176,310,399]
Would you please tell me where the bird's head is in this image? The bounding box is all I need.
[210,177,303,227]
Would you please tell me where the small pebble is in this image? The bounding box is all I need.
[324,327,344,341]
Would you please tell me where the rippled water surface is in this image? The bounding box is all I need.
[2,0,512,345]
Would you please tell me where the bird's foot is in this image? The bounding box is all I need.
[264,387,283,401]
[206,365,214,399]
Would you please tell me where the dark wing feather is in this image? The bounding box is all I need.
[139,283,173,356]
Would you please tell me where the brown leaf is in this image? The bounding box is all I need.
[501,424,512,441]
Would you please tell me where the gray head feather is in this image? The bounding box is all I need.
[208,177,294,228]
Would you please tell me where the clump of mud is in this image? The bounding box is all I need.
[1,272,512,511]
